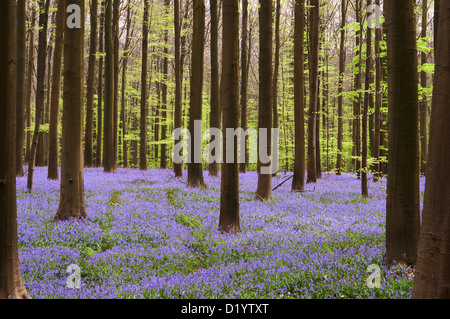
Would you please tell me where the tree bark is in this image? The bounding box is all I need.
[219,0,240,234]
[385,0,420,266]
[412,0,450,298]
[239,0,249,174]
[96,1,105,168]
[173,0,183,177]
[0,0,30,299]
[419,0,428,175]
[372,0,381,182]
[47,0,65,180]
[160,0,170,169]
[140,0,149,171]
[336,0,346,176]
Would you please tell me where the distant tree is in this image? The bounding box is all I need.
[160,0,170,169]
[412,0,450,298]
[291,0,306,192]
[239,0,249,174]
[55,0,87,220]
[0,0,29,299]
[96,1,105,168]
[219,0,240,234]
[372,0,382,182]
[419,0,428,175]
[385,0,420,266]
[140,0,149,171]
[187,0,207,188]
[254,0,273,201]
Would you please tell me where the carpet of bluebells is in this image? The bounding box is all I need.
[16,167,425,299]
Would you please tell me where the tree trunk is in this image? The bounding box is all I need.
[209,0,220,177]
[27,0,50,192]
[84,0,98,168]
[103,0,116,173]
[254,0,273,201]
[0,0,30,299]
[412,0,450,298]
[140,0,149,171]
[239,0,249,174]
[372,0,381,182]
[160,0,170,169]
[272,0,281,143]
[219,0,240,234]
[385,0,420,266]
[307,0,319,184]
[47,0,65,181]
[187,0,206,188]
[173,0,183,177]
[55,0,87,220]
[16,0,27,177]
[419,0,428,175]
[112,0,120,170]
[336,0,346,176]
[96,1,105,168]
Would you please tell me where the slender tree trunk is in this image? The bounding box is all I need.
[373,0,381,182]
[96,1,105,168]
[412,0,450,298]
[336,0,346,175]
[272,0,281,142]
[385,0,420,266]
[239,0,249,174]
[187,0,206,188]
[85,0,98,168]
[209,0,220,177]
[140,0,149,171]
[16,0,27,177]
[48,0,65,180]
[219,0,240,234]
[254,0,273,200]
[173,0,183,177]
[0,0,30,299]
[307,0,319,184]
[419,0,428,175]
[292,0,306,192]
[25,6,37,165]
[103,0,116,173]
[112,0,120,170]
[27,0,50,192]
[160,0,170,169]
[362,0,372,197]
[55,0,87,220]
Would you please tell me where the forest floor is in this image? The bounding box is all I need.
[16,167,424,299]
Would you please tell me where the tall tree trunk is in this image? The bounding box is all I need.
[419,0,428,175]
[0,0,30,299]
[292,0,306,191]
[412,0,450,298]
[85,0,98,168]
[307,0,319,184]
[48,0,65,180]
[103,0,116,173]
[173,0,183,177]
[160,0,170,169]
[27,0,50,192]
[209,0,220,177]
[187,0,206,188]
[239,0,249,174]
[362,0,372,197]
[385,0,420,266]
[372,0,381,182]
[112,0,120,170]
[25,6,37,165]
[16,0,27,177]
[55,0,87,220]
[96,1,105,168]
[336,0,346,176]
[219,0,240,234]
[140,0,149,171]
[254,0,273,200]
[272,0,281,142]
[120,3,132,169]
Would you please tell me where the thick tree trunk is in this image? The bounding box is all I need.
[16,0,27,177]
[0,0,30,299]
[292,0,305,192]
[307,0,319,184]
[209,0,220,177]
[84,0,98,168]
[239,0,249,174]
[47,0,65,181]
[187,0,206,188]
[173,0,183,177]
[385,0,420,266]
[254,0,273,200]
[412,0,450,298]
[140,0,149,171]
[27,0,50,192]
[55,0,86,220]
[219,0,240,234]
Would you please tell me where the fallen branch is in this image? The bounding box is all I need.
[272,175,294,191]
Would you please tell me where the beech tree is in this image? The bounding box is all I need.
[0,0,29,299]
[412,0,450,298]
[173,0,183,177]
[55,0,87,220]
[239,0,249,174]
[140,0,149,171]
